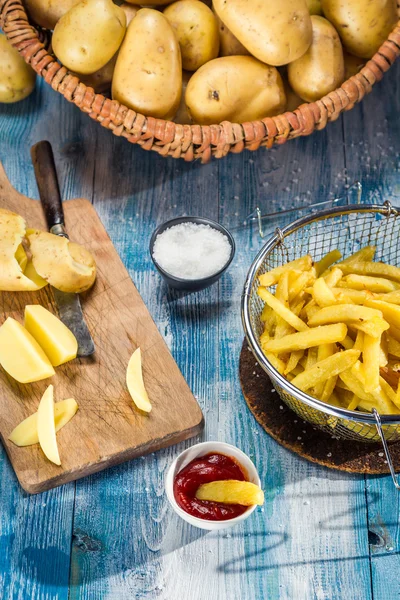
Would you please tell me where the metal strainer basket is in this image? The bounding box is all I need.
[242,203,400,489]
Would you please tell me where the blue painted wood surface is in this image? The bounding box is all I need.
[0,59,400,600]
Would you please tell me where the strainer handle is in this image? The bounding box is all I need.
[373,409,400,490]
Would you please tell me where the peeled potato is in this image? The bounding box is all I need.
[28,231,96,293]
[9,398,78,447]
[37,385,61,466]
[0,208,48,291]
[195,480,264,506]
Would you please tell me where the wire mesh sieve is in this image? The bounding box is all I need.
[242,202,400,489]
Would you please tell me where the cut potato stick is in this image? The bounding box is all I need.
[340,367,395,414]
[258,288,309,332]
[379,377,397,405]
[264,323,347,354]
[258,255,312,287]
[261,304,274,323]
[397,380,400,410]
[375,291,400,305]
[306,347,318,371]
[340,335,355,350]
[284,350,304,375]
[352,362,398,414]
[314,344,336,396]
[363,334,381,392]
[352,316,389,338]
[308,304,382,327]
[195,480,264,506]
[320,374,338,402]
[387,336,400,358]
[338,246,376,265]
[347,394,359,411]
[323,267,343,287]
[265,352,286,374]
[288,271,315,302]
[315,249,342,276]
[353,330,364,351]
[313,277,337,307]
[291,349,360,392]
[340,261,400,282]
[340,274,399,293]
[275,271,289,305]
[332,288,373,305]
[364,299,400,329]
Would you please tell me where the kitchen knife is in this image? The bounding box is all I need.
[30,140,95,357]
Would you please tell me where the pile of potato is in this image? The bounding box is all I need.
[1,0,398,125]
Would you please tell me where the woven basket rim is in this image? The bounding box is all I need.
[1,0,400,162]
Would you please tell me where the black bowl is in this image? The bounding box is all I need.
[149,216,236,291]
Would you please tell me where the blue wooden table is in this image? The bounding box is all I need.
[1,60,400,600]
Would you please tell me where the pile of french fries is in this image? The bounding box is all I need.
[258,246,400,416]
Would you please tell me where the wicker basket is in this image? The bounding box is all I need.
[1,0,399,162]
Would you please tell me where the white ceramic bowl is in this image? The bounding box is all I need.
[165,441,262,531]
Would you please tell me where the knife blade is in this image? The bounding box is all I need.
[30,140,95,357]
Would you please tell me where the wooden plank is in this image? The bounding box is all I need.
[0,163,203,493]
[342,58,400,600]
[0,78,87,600]
[215,119,373,600]
[69,133,221,599]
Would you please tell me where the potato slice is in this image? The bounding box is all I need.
[0,317,55,383]
[126,348,152,412]
[0,208,48,291]
[24,305,78,367]
[37,385,61,466]
[28,231,96,293]
[9,398,78,446]
[195,480,264,506]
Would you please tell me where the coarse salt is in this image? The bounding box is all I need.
[152,223,232,280]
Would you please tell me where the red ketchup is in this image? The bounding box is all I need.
[173,453,248,521]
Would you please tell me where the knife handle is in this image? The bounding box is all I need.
[31,140,67,237]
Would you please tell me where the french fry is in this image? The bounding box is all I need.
[291,349,360,392]
[306,347,318,371]
[314,344,336,396]
[374,290,400,305]
[258,288,309,332]
[340,274,398,293]
[364,299,400,329]
[340,261,400,282]
[340,335,355,350]
[352,361,398,414]
[259,255,312,287]
[379,377,398,406]
[260,329,270,348]
[353,330,364,351]
[264,352,286,374]
[284,350,304,375]
[315,249,342,276]
[352,316,389,338]
[339,366,396,414]
[380,365,400,389]
[387,335,400,358]
[275,271,289,306]
[331,288,373,305]
[261,304,274,323]
[363,334,381,392]
[396,380,400,410]
[347,394,359,411]
[288,270,315,302]
[308,304,382,327]
[320,374,338,402]
[264,323,347,354]
[338,245,376,265]
[312,278,337,307]
[323,267,343,287]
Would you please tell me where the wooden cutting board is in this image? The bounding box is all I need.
[0,163,204,494]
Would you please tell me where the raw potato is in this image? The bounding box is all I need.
[173,71,193,125]
[0,318,55,383]
[37,385,61,466]
[112,9,182,119]
[214,11,249,57]
[126,348,152,412]
[24,0,81,29]
[185,56,286,125]
[195,480,264,506]
[0,208,47,291]
[306,0,322,14]
[52,0,126,75]
[9,398,78,447]
[24,305,78,367]
[288,16,345,103]
[213,0,312,66]
[164,1,219,71]
[321,0,398,59]
[0,35,36,104]
[77,54,118,93]
[343,51,365,80]
[28,231,96,293]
